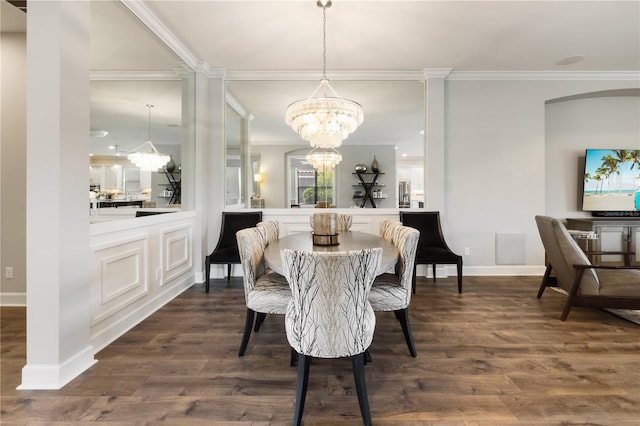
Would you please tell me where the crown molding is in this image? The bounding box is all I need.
[90,70,185,81]
[120,0,199,70]
[224,70,427,81]
[197,63,226,79]
[226,93,248,118]
[222,69,640,82]
[448,71,640,81]
[423,68,453,79]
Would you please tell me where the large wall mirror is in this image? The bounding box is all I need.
[89,0,195,213]
[226,79,425,208]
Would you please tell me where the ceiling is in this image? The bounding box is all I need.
[146,0,639,72]
[4,0,639,158]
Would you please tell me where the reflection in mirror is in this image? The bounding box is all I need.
[225,103,243,207]
[89,0,194,215]
[226,80,425,208]
[287,151,336,208]
[251,155,261,198]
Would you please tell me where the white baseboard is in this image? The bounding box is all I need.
[417,264,546,278]
[0,292,26,306]
[17,345,97,390]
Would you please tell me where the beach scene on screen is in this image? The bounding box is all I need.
[582,149,640,211]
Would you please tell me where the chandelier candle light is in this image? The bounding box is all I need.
[127,104,171,172]
[285,0,363,150]
[305,146,342,170]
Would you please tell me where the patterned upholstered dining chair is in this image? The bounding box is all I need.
[336,214,353,232]
[369,225,420,357]
[257,220,279,244]
[379,218,402,242]
[253,220,282,331]
[236,226,290,356]
[281,248,382,426]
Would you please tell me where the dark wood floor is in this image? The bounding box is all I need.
[1,276,639,425]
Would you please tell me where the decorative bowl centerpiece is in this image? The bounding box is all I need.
[354,164,367,173]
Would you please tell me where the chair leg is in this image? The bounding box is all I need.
[205,256,211,293]
[457,258,463,294]
[352,352,372,426]
[432,264,436,282]
[412,263,417,294]
[395,308,417,357]
[293,354,311,426]
[364,349,372,364]
[254,312,266,332]
[226,264,232,281]
[560,268,586,321]
[537,263,553,299]
[238,308,255,357]
[290,348,298,367]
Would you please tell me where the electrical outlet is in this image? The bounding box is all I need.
[5,267,14,279]
[464,247,470,256]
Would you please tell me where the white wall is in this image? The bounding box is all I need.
[0,32,27,304]
[545,94,640,219]
[444,78,639,274]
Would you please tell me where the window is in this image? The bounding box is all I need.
[288,154,335,207]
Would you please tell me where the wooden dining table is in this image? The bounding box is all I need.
[263,231,398,276]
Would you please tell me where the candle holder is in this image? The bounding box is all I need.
[311,213,340,246]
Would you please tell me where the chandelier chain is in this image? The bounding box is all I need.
[284,0,363,150]
[322,5,327,81]
[146,104,154,142]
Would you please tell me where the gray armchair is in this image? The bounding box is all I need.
[535,215,640,320]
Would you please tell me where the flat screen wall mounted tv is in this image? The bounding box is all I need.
[582,149,640,217]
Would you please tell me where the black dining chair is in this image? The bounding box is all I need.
[400,211,463,294]
[204,211,262,292]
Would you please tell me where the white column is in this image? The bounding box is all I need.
[192,67,226,281]
[207,72,226,254]
[423,68,452,212]
[20,0,96,389]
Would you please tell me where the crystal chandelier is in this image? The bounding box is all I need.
[305,146,342,170]
[127,104,170,172]
[285,0,363,149]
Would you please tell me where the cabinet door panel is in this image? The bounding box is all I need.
[595,225,627,264]
[631,226,640,265]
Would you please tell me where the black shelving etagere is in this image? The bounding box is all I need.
[162,169,181,205]
[352,172,385,208]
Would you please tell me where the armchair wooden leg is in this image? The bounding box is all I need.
[352,352,372,426]
[538,263,553,299]
[293,354,311,426]
[226,264,232,281]
[560,268,585,321]
[457,259,463,293]
[432,264,436,282]
[238,309,255,357]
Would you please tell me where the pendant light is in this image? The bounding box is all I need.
[127,104,170,172]
[285,0,363,149]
